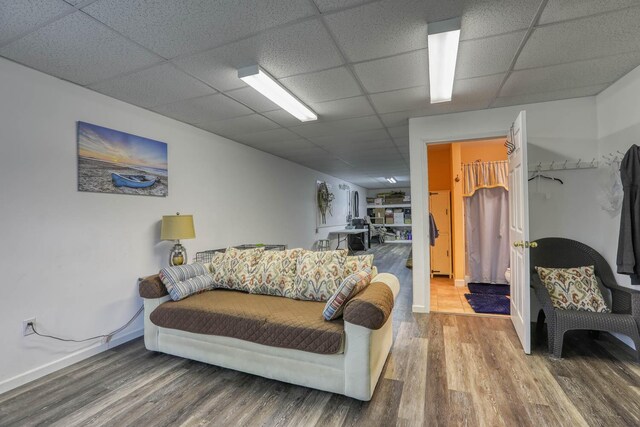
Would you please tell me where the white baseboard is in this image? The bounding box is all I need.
[454,279,466,287]
[0,328,143,395]
[412,304,429,313]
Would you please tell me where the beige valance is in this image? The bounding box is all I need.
[463,161,509,197]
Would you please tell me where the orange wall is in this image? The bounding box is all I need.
[460,138,508,163]
[427,144,452,191]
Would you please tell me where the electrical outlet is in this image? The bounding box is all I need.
[23,318,36,336]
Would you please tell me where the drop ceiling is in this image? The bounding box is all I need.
[2,0,639,188]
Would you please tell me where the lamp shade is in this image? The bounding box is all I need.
[161,214,195,241]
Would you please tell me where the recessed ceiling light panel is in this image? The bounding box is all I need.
[238,65,317,122]
[428,18,461,104]
[386,177,397,184]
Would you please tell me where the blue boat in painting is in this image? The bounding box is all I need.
[111,173,157,188]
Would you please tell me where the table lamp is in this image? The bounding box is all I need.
[161,212,195,266]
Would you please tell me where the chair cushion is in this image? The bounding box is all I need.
[252,248,303,298]
[294,250,347,301]
[211,247,264,292]
[535,266,611,313]
[323,268,372,320]
[149,289,344,354]
[344,254,374,276]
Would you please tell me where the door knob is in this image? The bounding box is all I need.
[527,241,538,249]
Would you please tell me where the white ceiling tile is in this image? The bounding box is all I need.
[151,94,253,124]
[225,87,280,113]
[0,0,74,46]
[539,0,639,25]
[326,139,397,155]
[279,67,362,104]
[354,49,428,93]
[89,63,215,108]
[245,138,315,154]
[172,19,344,92]
[502,52,640,98]
[516,7,640,70]
[379,111,417,128]
[0,12,161,85]
[323,0,432,62]
[82,0,316,58]
[314,0,373,13]
[310,129,391,146]
[394,137,410,148]
[290,115,383,138]
[460,0,540,40]
[262,109,304,128]
[369,86,429,114]
[456,31,525,79]
[233,128,301,144]
[310,96,376,122]
[492,84,608,108]
[197,114,280,137]
[388,125,409,138]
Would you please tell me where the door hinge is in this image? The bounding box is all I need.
[446,250,449,257]
[445,208,448,215]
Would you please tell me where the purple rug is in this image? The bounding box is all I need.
[464,293,510,315]
[467,283,510,296]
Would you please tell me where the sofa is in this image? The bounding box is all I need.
[138,269,399,401]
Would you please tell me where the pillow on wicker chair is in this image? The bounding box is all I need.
[535,266,610,313]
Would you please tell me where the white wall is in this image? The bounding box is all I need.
[409,97,600,312]
[596,65,640,286]
[0,57,366,393]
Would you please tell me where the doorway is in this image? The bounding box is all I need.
[427,138,510,316]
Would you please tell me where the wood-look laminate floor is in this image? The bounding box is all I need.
[2,243,639,426]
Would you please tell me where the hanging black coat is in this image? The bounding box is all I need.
[617,144,640,275]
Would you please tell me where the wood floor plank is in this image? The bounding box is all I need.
[2,243,640,426]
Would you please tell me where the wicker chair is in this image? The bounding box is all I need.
[530,237,640,359]
[365,216,385,243]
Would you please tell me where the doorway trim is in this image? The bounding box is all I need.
[409,125,507,313]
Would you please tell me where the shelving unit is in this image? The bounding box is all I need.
[366,203,412,244]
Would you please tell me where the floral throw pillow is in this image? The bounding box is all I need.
[252,249,303,298]
[535,266,610,313]
[344,254,374,277]
[323,268,372,320]
[207,251,225,275]
[294,250,348,301]
[211,247,265,293]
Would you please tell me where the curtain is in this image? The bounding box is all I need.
[463,160,509,197]
[464,161,510,284]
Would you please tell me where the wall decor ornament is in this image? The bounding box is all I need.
[317,181,335,224]
[77,121,168,197]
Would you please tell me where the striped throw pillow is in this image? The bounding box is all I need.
[168,274,215,301]
[323,268,372,321]
[159,262,210,295]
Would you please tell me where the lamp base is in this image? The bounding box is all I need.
[169,242,187,266]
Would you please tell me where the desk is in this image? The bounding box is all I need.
[328,228,369,253]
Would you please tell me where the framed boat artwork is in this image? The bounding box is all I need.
[77,122,168,197]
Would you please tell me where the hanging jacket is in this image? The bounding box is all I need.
[429,213,439,246]
[617,145,640,275]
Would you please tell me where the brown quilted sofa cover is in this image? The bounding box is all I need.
[344,281,394,329]
[149,289,345,354]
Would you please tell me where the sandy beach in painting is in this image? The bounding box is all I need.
[78,157,168,197]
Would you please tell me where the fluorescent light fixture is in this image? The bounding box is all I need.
[238,65,317,122]
[386,177,397,184]
[427,18,461,104]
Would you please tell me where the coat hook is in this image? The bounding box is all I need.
[576,158,581,168]
[562,160,568,169]
[549,161,555,170]
[617,150,625,155]
[590,158,596,167]
[537,161,542,171]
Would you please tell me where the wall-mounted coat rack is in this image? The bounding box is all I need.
[527,158,598,173]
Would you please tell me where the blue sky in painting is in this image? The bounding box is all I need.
[78,121,168,170]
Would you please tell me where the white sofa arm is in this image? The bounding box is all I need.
[143,295,170,351]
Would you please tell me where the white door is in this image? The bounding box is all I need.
[508,111,531,354]
[429,191,452,277]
